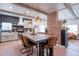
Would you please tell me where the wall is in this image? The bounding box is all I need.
[47,12,62,44]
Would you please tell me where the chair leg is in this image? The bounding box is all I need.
[20,48,31,54]
[26,52,33,56]
[20,46,33,54]
[26,47,33,56]
[31,47,33,54]
[46,48,49,56]
[37,47,38,56]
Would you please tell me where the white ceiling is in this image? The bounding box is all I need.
[1,3,79,20]
[23,3,77,14]
[23,3,59,14]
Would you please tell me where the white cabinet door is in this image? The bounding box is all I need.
[1,36,8,42]
[1,32,18,42]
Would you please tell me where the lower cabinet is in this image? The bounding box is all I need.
[0,32,18,42]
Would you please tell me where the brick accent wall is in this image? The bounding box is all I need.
[47,12,62,44]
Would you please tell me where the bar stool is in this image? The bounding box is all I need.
[43,37,57,56]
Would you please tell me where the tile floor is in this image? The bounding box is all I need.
[0,39,79,56]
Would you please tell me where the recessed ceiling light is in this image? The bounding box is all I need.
[25,11,30,14]
[9,6,13,9]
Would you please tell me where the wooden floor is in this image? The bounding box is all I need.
[0,40,79,56]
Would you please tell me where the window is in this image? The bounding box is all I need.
[67,25,77,34]
[39,25,45,33]
[1,22,12,31]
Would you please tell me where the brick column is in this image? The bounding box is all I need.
[47,12,62,44]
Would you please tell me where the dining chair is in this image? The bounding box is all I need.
[19,35,35,56]
[19,35,26,47]
[43,37,57,56]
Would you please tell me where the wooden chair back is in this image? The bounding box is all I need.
[48,37,57,48]
[19,35,28,46]
[22,36,29,46]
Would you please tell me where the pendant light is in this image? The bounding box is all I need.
[35,3,40,23]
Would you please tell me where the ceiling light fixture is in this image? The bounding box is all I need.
[35,4,41,23]
[24,9,30,15]
[9,6,13,9]
[26,11,30,14]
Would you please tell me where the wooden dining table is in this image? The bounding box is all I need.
[20,33,54,56]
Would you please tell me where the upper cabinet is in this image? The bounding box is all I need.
[0,14,19,25]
